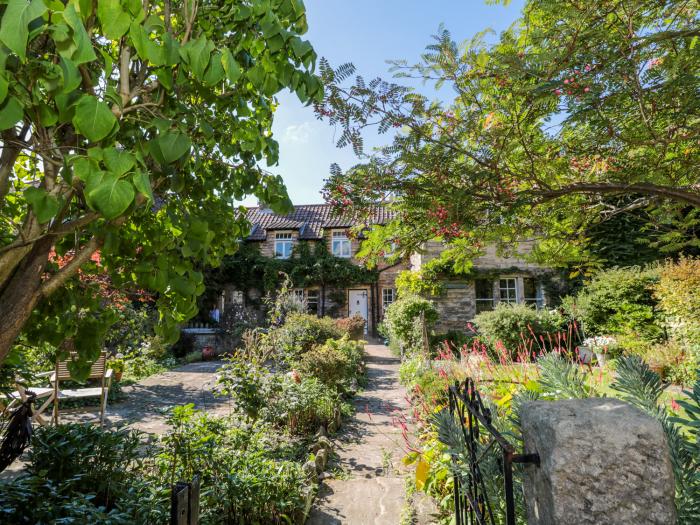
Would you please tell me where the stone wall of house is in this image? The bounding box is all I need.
[433,282,476,333]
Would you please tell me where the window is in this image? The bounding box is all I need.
[331,231,351,258]
[293,289,305,304]
[382,288,395,311]
[475,279,495,313]
[523,278,544,308]
[274,232,293,259]
[306,289,319,315]
[499,278,518,304]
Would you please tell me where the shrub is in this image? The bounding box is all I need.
[155,406,307,524]
[473,303,562,357]
[265,377,340,435]
[654,256,700,348]
[296,336,364,391]
[27,424,142,508]
[562,266,663,342]
[270,313,343,360]
[384,295,438,354]
[335,314,366,340]
[216,358,271,422]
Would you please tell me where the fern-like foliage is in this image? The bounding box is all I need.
[610,355,665,412]
[611,356,700,524]
[537,353,594,399]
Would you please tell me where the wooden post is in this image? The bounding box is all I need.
[171,483,188,525]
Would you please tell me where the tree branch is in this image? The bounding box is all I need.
[533,182,700,207]
[40,236,102,298]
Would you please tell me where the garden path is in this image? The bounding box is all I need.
[307,342,434,525]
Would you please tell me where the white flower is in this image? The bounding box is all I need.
[582,336,617,350]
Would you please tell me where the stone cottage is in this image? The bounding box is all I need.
[220,203,553,336]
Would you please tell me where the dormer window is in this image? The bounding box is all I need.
[274,232,293,259]
[332,231,351,258]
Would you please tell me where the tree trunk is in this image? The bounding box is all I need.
[0,238,53,364]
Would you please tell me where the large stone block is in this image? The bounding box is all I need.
[520,398,676,525]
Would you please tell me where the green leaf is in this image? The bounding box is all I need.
[202,52,225,86]
[59,57,81,94]
[129,22,165,66]
[103,147,135,176]
[0,97,23,130]
[87,172,135,219]
[97,0,132,40]
[0,0,48,60]
[38,104,58,126]
[180,35,212,79]
[132,170,153,202]
[222,50,242,83]
[156,131,191,163]
[0,74,8,103]
[60,4,97,65]
[25,187,61,223]
[73,95,118,142]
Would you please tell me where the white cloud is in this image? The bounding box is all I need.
[282,122,312,143]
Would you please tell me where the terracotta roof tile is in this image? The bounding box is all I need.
[245,204,393,240]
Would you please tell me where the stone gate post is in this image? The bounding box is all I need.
[519,398,676,525]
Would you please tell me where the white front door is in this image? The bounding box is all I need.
[348,289,369,334]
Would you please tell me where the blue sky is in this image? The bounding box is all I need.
[246,0,526,206]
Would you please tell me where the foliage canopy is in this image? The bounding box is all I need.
[0,0,322,369]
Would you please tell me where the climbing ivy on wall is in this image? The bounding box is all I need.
[204,241,378,302]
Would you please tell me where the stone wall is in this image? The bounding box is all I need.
[433,282,476,332]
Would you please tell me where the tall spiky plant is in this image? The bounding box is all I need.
[611,356,700,524]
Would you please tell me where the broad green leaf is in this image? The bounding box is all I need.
[0,97,23,130]
[87,172,135,219]
[129,22,165,66]
[202,52,225,86]
[0,74,7,103]
[73,95,118,142]
[61,4,98,65]
[97,0,132,40]
[180,35,212,79]
[0,0,48,60]
[156,131,191,163]
[103,147,135,176]
[24,187,61,223]
[221,50,242,83]
[59,57,81,94]
[38,104,58,126]
[132,170,153,202]
[72,156,97,181]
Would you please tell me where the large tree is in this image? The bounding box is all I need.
[317,0,700,271]
[0,0,321,367]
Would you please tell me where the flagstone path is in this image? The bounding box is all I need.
[307,342,436,525]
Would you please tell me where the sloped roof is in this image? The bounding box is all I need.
[245,204,394,240]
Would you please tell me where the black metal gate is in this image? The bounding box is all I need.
[448,379,539,525]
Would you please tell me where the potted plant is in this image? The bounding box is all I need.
[581,336,617,366]
[201,345,216,361]
[108,356,125,381]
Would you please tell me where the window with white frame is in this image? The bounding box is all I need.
[306,289,319,315]
[475,279,495,313]
[274,232,293,259]
[499,278,518,304]
[382,288,395,311]
[523,278,544,308]
[292,289,305,304]
[331,230,351,258]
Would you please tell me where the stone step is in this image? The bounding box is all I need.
[307,476,406,525]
